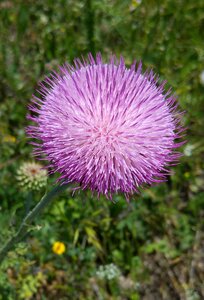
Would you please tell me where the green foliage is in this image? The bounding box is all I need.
[0,0,204,299]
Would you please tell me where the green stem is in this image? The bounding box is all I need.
[0,184,68,264]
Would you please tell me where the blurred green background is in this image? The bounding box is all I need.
[0,0,204,299]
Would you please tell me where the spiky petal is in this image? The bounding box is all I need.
[27,53,184,199]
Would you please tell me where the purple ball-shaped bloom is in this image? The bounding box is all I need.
[27,53,184,199]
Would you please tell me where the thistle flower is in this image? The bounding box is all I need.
[27,53,184,199]
[17,162,47,191]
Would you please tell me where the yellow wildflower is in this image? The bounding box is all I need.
[52,241,66,255]
[184,172,190,179]
[2,135,16,143]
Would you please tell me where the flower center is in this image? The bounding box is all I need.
[30,168,38,175]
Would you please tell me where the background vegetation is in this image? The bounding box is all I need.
[0,0,204,299]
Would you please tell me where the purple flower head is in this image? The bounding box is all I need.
[27,53,185,200]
